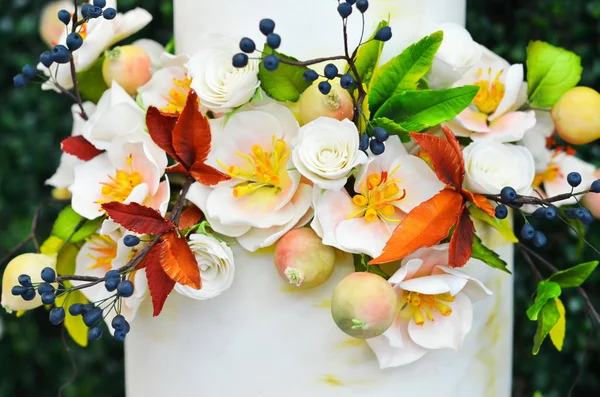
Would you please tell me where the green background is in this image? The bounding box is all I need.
[0,0,598,396]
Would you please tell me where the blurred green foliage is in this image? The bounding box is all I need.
[0,0,598,396]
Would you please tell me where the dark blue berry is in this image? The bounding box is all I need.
[41,267,56,283]
[266,33,281,49]
[88,6,103,18]
[239,37,256,54]
[544,206,557,220]
[105,277,120,292]
[575,208,587,219]
[263,54,279,71]
[88,326,103,341]
[374,26,392,42]
[259,19,275,36]
[370,139,385,155]
[373,127,389,143]
[105,270,120,280]
[324,63,338,80]
[13,74,29,88]
[590,179,600,193]
[117,280,134,298]
[123,235,141,247]
[103,7,117,20]
[500,186,517,203]
[18,274,31,286]
[495,205,508,219]
[565,208,578,219]
[532,207,546,218]
[303,69,319,82]
[121,320,131,334]
[40,51,54,68]
[38,283,55,295]
[340,73,355,89]
[520,224,535,240]
[567,172,582,187]
[22,288,36,301]
[111,314,127,330]
[82,303,95,313]
[232,53,249,68]
[533,231,547,248]
[11,286,27,296]
[52,45,72,64]
[93,0,106,7]
[338,3,353,18]
[347,0,357,4]
[22,64,37,79]
[359,133,370,151]
[58,9,71,25]
[69,303,84,316]
[66,32,83,51]
[41,293,56,305]
[114,329,127,342]
[580,208,594,225]
[81,4,93,19]
[356,0,369,12]
[318,81,332,95]
[83,308,103,327]
[49,307,66,325]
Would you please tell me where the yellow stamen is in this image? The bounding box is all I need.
[472,68,506,114]
[402,291,456,326]
[160,76,193,114]
[97,154,143,204]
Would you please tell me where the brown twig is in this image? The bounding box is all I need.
[518,244,544,282]
[277,55,348,67]
[68,0,88,120]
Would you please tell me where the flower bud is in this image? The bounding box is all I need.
[331,272,397,339]
[274,228,335,289]
[102,45,153,96]
[298,79,354,125]
[1,253,57,312]
[583,170,600,218]
[552,87,600,145]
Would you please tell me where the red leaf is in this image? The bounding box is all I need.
[101,202,175,235]
[461,189,496,217]
[145,242,175,316]
[190,161,231,186]
[160,231,201,289]
[448,206,475,268]
[179,205,203,230]
[61,136,104,161]
[371,189,464,264]
[171,90,211,168]
[410,132,464,188]
[441,126,465,185]
[146,106,179,160]
[166,163,188,174]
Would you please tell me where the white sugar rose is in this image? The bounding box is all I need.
[292,117,367,190]
[188,34,259,113]
[175,234,235,300]
[463,141,535,195]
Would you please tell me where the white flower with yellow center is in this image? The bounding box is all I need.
[186,102,313,252]
[367,244,492,368]
[312,136,444,258]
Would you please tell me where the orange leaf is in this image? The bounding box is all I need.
[146,106,179,160]
[166,163,188,174]
[370,189,464,264]
[410,132,464,188]
[190,161,231,186]
[448,205,475,268]
[461,189,496,217]
[145,242,175,316]
[179,205,203,230]
[441,126,465,185]
[171,90,211,168]
[61,136,104,161]
[101,202,175,235]
[160,231,201,289]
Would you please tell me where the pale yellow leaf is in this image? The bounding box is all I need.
[549,298,566,351]
[469,206,518,243]
[56,290,90,347]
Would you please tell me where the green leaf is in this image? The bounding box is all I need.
[77,56,109,103]
[526,281,562,321]
[51,206,103,243]
[371,117,410,142]
[353,254,390,280]
[369,31,443,114]
[373,86,479,132]
[40,236,64,255]
[348,20,389,90]
[532,299,561,355]
[55,290,90,347]
[56,243,79,276]
[471,235,511,274]
[468,206,518,243]
[549,298,566,352]
[526,41,582,107]
[547,261,599,288]
[165,37,175,55]
[258,46,311,102]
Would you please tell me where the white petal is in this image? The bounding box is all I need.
[434,266,493,302]
[393,156,445,212]
[313,189,358,251]
[472,111,536,143]
[489,64,524,121]
[455,108,490,133]
[335,217,393,258]
[544,154,596,206]
[366,318,428,368]
[398,274,468,296]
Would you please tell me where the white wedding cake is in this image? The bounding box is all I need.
[125,1,513,396]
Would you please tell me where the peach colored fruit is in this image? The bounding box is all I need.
[298,79,354,125]
[552,87,600,145]
[102,45,153,95]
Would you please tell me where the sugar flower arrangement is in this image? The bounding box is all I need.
[3,0,600,375]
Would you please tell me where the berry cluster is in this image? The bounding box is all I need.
[232,18,281,71]
[359,127,390,155]
[13,0,117,88]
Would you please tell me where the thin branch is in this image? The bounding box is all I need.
[556,214,600,256]
[69,0,88,120]
[483,190,589,207]
[518,244,544,282]
[277,55,347,67]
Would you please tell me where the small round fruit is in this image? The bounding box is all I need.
[102,45,152,96]
[274,228,335,289]
[552,87,600,145]
[298,79,354,125]
[331,272,397,339]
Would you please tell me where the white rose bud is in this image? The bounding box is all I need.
[463,141,535,195]
[188,34,260,114]
[2,253,57,312]
[175,234,235,300]
[292,117,367,190]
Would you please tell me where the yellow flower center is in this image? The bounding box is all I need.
[472,68,506,114]
[98,155,143,204]
[533,163,561,187]
[218,136,290,198]
[348,166,406,222]
[86,235,118,272]
[78,22,88,40]
[402,291,455,326]
[160,76,192,114]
